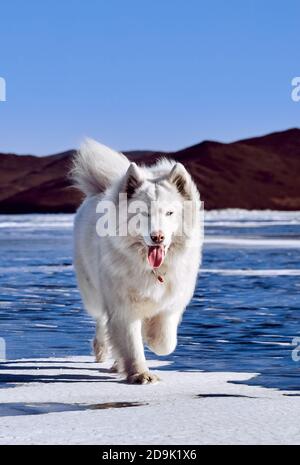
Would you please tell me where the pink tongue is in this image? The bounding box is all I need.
[148,246,165,268]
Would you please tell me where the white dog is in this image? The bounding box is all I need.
[72,139,202,384]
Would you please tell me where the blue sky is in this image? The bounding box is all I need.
[0,0,299,155]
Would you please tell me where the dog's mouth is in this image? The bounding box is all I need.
[147,245,165,268]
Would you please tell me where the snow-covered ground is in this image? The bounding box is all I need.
[0,356,299,445]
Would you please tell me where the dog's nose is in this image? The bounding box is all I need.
[150,230,165,244]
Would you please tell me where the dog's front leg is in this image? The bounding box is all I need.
[108,315,160,384]
[143,311,182,356]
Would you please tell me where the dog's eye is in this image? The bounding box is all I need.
[166,211,174,216]
[141,211,150,217]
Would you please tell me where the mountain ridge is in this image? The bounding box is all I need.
[1,128,300,212]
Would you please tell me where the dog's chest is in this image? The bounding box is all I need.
[127,271,179,316]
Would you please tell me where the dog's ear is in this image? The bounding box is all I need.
[168,163,191,199]
[123,163,144,198]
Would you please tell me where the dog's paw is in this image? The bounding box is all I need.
[109,360,121,373]
[127,371,160,385]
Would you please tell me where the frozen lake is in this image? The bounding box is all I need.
[0,210,300,390]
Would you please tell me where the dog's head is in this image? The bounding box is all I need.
[120,160,200,269]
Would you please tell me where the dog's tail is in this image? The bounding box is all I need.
[71,138,130,196]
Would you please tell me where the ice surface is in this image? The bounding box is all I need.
[0,356,300,445]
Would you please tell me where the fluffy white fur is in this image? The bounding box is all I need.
[72,139,203,384]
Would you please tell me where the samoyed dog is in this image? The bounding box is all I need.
[72,139,202,384]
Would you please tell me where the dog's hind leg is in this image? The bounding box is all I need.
[93,317,108,363]
[109,358,124,373]
[74,260,109,363]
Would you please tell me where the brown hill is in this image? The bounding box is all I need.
[0,128,300,212]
